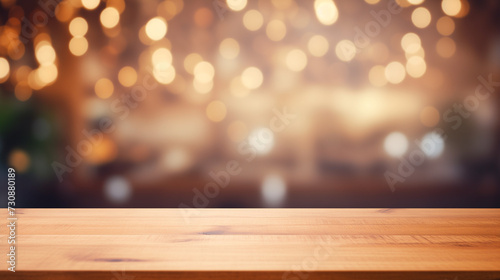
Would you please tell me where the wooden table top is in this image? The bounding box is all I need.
[1,208,499,279]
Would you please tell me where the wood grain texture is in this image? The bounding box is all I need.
[1,209,499,280]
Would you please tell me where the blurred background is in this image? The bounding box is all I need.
[0,0,499,208]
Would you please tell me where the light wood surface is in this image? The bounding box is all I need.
[1,209,499,279]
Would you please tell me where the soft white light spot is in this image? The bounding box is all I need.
[384,132,409,157]
[104,176,132,204]
[249,127,274,155]
[261,174,286,207]
[421,132,445,159]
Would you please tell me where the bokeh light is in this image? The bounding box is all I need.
[118,66,137,87]
[145,17,167,41]
[100,7,120,29]
[436,37,456,58]
[241,67,263,89]
[82,0,100,10]
[0,57,10,81]
[436,16,455,36]
[335,40,356,62]
[401,32,421,54]
[384,132,409,158]
[8,149,30,172]
[411,7,431,29]
[206,100,227,122]
[385,61,406,84]
[314,0,339,26]
[266,20,287,42]
[285,49,308,72]
[243,10,263,31]
[308,35,329,57]
[219,38,240,60]
[441,0,462,17]
[406,56,427,78]
[69,37,89,56]
[95,78,114,99]
[226,0,247,12]
[69,17,88,37]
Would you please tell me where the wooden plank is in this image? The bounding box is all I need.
[1,209,499,279]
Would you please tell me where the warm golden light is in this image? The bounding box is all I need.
[335,40,356,62]
[193,79,213,94]
[152,48,173,67]
[408,0,424,4]
[87,137,118,164]
[55,1,75,22]
[226,0,247,12]
[368,65,387,87]
[153,64,176,85]
[0,57,10,81]
[206,100,227,122]
[36,44,56,66]
[406,56,427,78]
[107,0,126,14]
[411,7,431,29]
[100,7,120,29]
[441,0,461,16]
[219,38,240,60]
[95,78,114,99]
[193,7,213,28]
[401,32,421,54]
[194,61,215,83]
[314,0,339,26]
[436,16,455,36]
[243,10,263,31]
[405,46,425,59]
[82,0,100,10]
[118,66,137,87]
[15,81,32,101]
[184,53,203,75]
[308,35,329,57]
[69,37,89,56]
[285,49,308,72]
[158,0,184,21]
[145,17,167,41]
[385,61,406,84]
[8,149,30,172]
[28,70,44,90]
[266,20,286,42]
[436,37,456,58]
[241,67,263,90]
[69,17,88,37]
[37,64,58,85]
